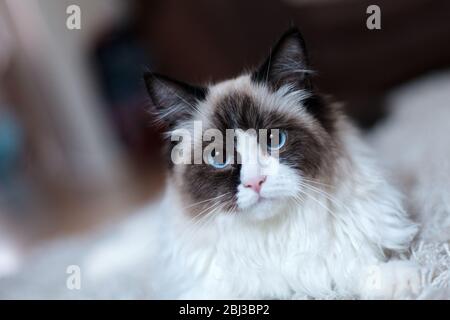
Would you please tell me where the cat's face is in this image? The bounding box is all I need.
[145,28,339,221]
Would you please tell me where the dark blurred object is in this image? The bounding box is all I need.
[92,24,162,166]
[0,109,22,181]
[134,0,450,128]
[0,108,26,212]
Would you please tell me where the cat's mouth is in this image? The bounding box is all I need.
[256,195,273,205]
[236,196,288,221]
[248,196,267,209]
[237,193,282,213]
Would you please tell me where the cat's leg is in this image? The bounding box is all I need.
[359,260,422,299]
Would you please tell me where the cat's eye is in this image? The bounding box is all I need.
[207,149,231,169]
[267,130,287,151]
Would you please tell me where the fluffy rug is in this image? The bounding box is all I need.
[410,242,450,299]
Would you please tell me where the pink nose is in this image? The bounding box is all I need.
[243,175,267,194]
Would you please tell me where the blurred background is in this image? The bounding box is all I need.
[0,0,449,280]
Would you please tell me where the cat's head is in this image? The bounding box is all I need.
[145,28,340,221]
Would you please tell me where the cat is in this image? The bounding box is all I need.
[141,27,421,299]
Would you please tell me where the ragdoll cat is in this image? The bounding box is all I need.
[143,27,421,299]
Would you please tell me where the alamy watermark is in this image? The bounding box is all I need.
[66,265,81,290]
[66,5,81,30]
[170,122,283,168]
[366,5,381,30]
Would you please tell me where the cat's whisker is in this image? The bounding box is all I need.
[293,191,340,220]
[300,177,336,189]
[182,204,226,244]
[299,181,351,215]
[181,201,224,242]
[183,192,231,210]
[192,198,240,235]
[265,49,272,83]
[181,202,220,237]
[199,205,225,228]
[273,173,336,190]
[225,202,238,216]
[187,201,222,228]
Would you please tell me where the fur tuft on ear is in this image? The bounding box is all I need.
[252,27,312,91]
[144,72,207,129]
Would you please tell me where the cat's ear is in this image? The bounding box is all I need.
[252,27,312,91]
[144,72,207,129]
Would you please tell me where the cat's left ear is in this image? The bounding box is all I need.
[144,72,207,129]
[252,27,312,91]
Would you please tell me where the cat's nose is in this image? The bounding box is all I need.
[243,175,267,194]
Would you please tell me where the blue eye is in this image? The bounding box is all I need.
[268,130,287,151]
[207,150,230,169]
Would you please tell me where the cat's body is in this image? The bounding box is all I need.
[370,71,450,243]
[141,29,420,299]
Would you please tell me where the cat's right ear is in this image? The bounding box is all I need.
[252,27,312,92]
[144,72,207,129]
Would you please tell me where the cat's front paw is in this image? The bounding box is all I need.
[360,260,422,299]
